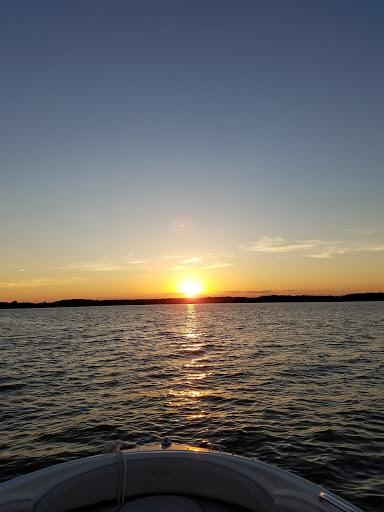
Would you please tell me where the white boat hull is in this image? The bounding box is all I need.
[0,444,363,512]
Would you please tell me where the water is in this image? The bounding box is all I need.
[0,302,383,511]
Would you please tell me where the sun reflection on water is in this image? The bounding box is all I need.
[186,372,208,381]
[166,304,211,422]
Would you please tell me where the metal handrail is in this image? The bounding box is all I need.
[319,489,361,512]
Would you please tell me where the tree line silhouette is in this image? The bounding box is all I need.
[0,293,383,309]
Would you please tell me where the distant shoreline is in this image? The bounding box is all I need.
[0,292,383,309]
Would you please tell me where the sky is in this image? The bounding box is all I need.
[1,0,383,301]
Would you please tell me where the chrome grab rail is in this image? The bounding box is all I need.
[319,489,360,512]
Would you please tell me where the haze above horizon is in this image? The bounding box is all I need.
[1,0,383,301]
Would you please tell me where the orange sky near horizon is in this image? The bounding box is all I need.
[1,247,383,302]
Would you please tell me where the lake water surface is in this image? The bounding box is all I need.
[1,302,383,511]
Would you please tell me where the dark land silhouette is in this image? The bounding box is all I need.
[0,292,383,309]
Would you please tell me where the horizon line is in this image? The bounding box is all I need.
[1,292,383,308]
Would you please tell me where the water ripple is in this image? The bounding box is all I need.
[0,302,383,512]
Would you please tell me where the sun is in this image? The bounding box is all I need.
[179,278,203,298]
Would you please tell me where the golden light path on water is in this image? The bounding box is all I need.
[165,305,211,424]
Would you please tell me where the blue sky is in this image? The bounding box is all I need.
[1,0,383,299]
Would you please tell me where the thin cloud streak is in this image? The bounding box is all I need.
[166,251,235,271]
[204,262,235,269]
[0,277,86,289]
[58,258,148,272]
[241,236,384,258]
[241,237,321,253]
[182,257,202,264]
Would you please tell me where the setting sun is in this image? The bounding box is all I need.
[179,278,203,297]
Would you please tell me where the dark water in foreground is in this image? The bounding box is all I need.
[0,303,383,511]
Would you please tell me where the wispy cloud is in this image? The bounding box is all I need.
[63,262,123,272]
[367,245,384,252]
[166,250,235,271]
[58,257,148,272]
[241,236,320,253]
[241,236,384,259]
[306,243,384,259]
[204,262,235,269]
[182,257,202,264]
[0,277,86,289]
[166,252,235,271]
[169,261,235,271]
[306,248,349,259]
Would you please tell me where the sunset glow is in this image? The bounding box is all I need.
[178,279,204,298]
